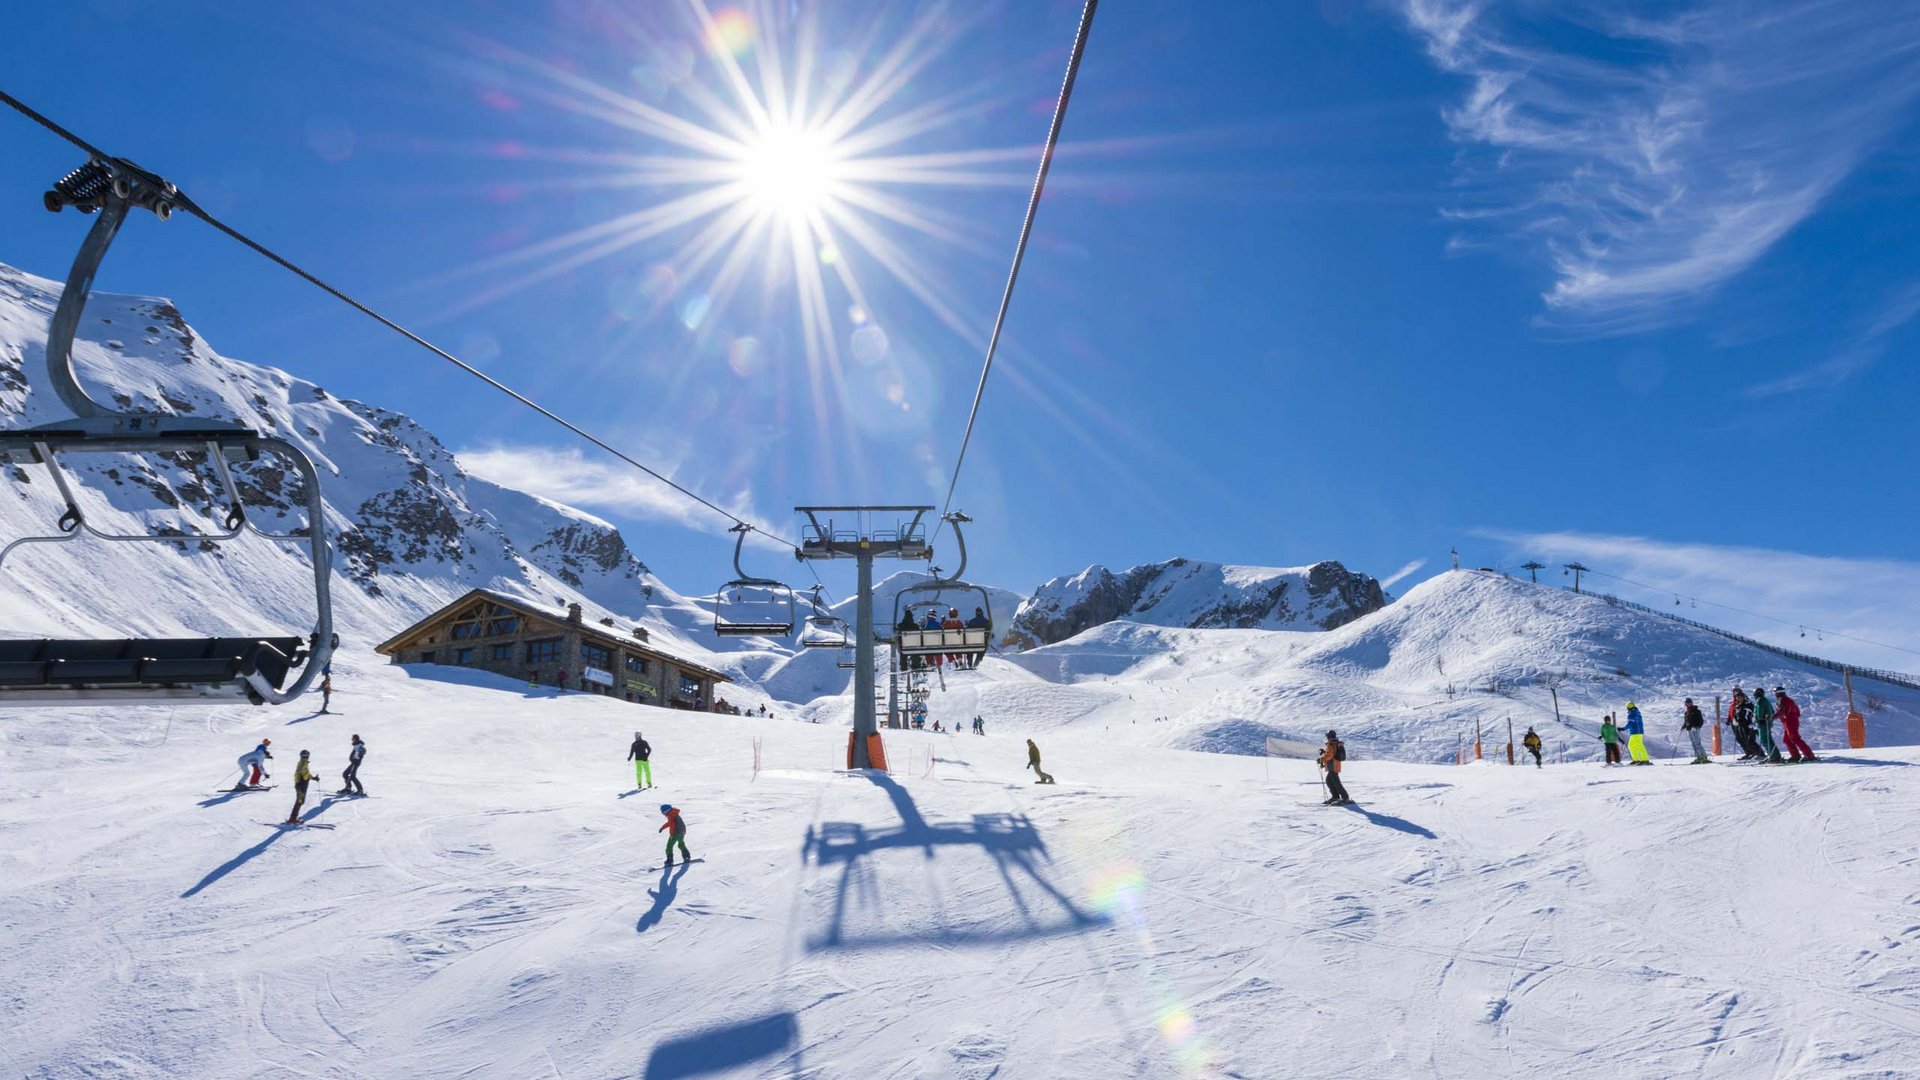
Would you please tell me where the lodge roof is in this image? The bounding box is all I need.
[373,587,732,684]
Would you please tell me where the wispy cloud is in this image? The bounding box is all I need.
[1744,282,1920,397]
[1477,528,1920,674]
[1380,558,1428,590]
[1401,0,1920,330]
[458,443,772,540]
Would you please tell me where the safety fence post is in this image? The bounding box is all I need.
[1505,717,1515,766]
[1845,669,1867,749]
[1474,719,1483,761]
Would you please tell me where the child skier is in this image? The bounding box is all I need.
[338,734,367,796]
[1319,730,1350,805]
[1522,726,1543,768]
[233,738,273,790]
[1599,714,1623,765]
[1682,698,1709,764]
[659,804,692,866]
[1624,702,1651,764]
[288,750,316,824]
[629,731,653,789]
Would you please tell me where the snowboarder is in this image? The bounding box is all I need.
[1682,698,1709,764]
[1026,739,1055,784]
[1752,687,1783,763]
[1599,714,1623,765]
[659,804,692,866]
[234,738,273,790]
[1319,730,1350,805]
[288,750,316,824]
[1774,687,1817,763]
[628,730,653,789]
[1624,702,1651,765]
[1522,726,1543,768]
[338,734,367,796]
[1728,689,1761,759]
[319,673,333,714]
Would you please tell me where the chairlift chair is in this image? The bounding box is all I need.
[712,522,796,637]
[890,512,992,663]
[798,584,849,650]
[0,158,336,705]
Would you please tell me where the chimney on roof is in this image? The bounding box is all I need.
[567,602,583,625]
[631,626,650,643]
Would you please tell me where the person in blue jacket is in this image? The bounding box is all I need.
[1624,701,1652,764]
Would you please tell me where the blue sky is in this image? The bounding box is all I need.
[3,0,1918,669]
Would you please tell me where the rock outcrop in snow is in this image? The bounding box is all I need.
[1003,557,1385,648]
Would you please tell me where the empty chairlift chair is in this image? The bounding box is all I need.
[712,522,796,638]
[0,158,336,705]
[798,585,849,650]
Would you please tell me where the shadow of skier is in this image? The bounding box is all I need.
[636,861,691,934]
[1338,801,1438,839]
[181,797,338,898]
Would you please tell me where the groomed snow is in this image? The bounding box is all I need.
[4,654,1918,1078]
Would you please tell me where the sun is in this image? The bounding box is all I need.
[731,121,846,219]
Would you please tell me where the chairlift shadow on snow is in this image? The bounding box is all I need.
[1795,756,1919,769]
[1337,801,1438,839]
[181,797,339,898]
[643,1011,800,1080]
[799,771,1104,953]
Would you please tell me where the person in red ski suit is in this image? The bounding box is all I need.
[1774,688,1817,763]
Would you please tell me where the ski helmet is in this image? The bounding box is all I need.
[299,749,310,758]
[261,737,271,745]
[659,804,672,813]
[1326,729,1338,739]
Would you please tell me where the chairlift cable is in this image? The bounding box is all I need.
[932,0,1099,546]
[0,88,796,555]
[1580,566,1920,660]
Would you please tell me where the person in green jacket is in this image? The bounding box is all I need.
[1599,714,1623,766]
[1752,687,1783,763]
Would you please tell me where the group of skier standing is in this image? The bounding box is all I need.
[1588,687,1816,765]
[232,733,367,825]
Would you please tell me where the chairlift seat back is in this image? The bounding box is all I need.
[895,627,991,657]
[0,636,306,703]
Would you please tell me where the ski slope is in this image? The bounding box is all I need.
[4,654,1919,1078]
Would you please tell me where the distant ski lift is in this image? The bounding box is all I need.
[798,585,848,650]
[891,512,993,661]
[713,522,795,637]
[0,158,336,706]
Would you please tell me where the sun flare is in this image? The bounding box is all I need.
[731,121,846,219]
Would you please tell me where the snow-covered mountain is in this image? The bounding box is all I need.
[803,569,1920,761]
[0,260,754,676]
[1004,557,1386,648]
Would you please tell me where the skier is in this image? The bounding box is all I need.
[1682,698,1710,764]
[1624,702,1651,765]
[1774,687,1817,763]
[942,607,966,668]
[1026,739,1055,784]
[287,750,316,824]
[965,607,990,669]
[659,804,692,866]
[233,738,273,790]
[1728,688,1761,760]
[1319,729,1350,805]
[628,730,653,789]
[319,673,333,715]
[1599,714,1622,766]
[1752,686,1783,764]
[1522,726,1543,768]
[921,609,944,669]
[897,610,926,670]
[338,734,367,796]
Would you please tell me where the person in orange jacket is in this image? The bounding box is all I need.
[1319,730,1350,805]
[659,804,692,866]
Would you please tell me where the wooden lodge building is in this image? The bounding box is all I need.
[375,588,730,709]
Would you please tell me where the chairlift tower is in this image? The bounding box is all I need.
[795,506,934,767]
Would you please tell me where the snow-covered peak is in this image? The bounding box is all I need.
[1005,556,1386,648]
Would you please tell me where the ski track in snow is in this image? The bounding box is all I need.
[4,659,1920,1078]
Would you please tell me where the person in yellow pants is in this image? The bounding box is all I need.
[628,731,653,789]
[1624,702,1652,764]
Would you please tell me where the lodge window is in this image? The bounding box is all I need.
[490,643,514,662]
[453,647,474,665]
[581,643,611,668]
[526,638,561,664]
[417,650,436,664]
[486,617,519,636]
[625,655,651,675]
[450,622,481,640]
[678,673,701,698]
